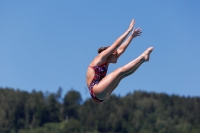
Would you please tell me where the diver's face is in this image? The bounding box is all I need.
[108,51,118,63]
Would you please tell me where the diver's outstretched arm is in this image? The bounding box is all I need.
[117,28,142,57]
[99,19,135,60]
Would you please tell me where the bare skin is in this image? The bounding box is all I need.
[86,19,154,101]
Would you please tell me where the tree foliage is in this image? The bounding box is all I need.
[0,87,200,133]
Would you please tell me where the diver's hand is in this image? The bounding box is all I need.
[131,27,142,38]
[128,19,135,32]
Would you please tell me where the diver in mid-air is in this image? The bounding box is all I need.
[86,19,154,102]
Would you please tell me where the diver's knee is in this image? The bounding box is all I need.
[115,67,123,75]
[119,67,127,74]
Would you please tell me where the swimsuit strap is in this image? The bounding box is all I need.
[89,62,107,68]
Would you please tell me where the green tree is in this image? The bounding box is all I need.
[63,90,82,120]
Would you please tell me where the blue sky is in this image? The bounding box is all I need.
[0,1,200,101]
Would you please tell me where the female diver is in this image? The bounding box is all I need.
[86,19,153,102]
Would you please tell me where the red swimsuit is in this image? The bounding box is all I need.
[89,63,108,102]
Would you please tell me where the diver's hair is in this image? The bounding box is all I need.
[98,46,109,54]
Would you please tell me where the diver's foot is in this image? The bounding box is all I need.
[141,47,154,62]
